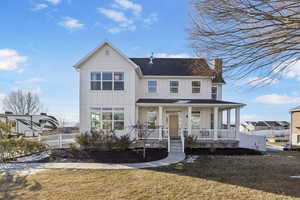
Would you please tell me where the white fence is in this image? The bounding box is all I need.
[191,129,237,140]
[239,132,266,151]
[40,133,78,148]
[248,129,290,137]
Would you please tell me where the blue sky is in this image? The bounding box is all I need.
[0,0,299,124]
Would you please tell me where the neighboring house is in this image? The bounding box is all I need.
[289,106,300,147]
[242,121,290,132]
[74,41,246,151]
[0,112,59,137]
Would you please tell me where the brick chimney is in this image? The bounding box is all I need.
[213,58,223,73]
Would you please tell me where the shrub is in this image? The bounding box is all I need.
[75,131,134,151]
[0,122,13,139]
[0,138,48,162]
[185,135,198,146]
[116,134,134,151]
[75,132,91,149]
[75,131,118,150]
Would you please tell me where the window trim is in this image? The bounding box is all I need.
[147,111,157,129]
[192,81,201,94]
[212,85,218,99]
[191,111,201,129]
[90,107,125,131]
[90,72,102,91]
[147,80,157,93]
[169,80,179,94]
[90,72,125,91]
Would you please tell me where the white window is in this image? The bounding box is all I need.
[147,112,157,129]
[170,81,179,93]
[191,111,201,129]
[90,72,124,91]
[192,81,201,93]
[91,108,124,131]
[91,72,101,90]
[212,86,218,99]
[148,80,157,93]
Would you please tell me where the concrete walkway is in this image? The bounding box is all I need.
[0,152,186,173]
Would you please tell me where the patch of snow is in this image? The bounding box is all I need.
[290,176,300,179]
[12,151,50,163]
[185,155,199,163]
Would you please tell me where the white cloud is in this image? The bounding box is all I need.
[98,1,158,34]
[153,53,192,58]
[45,0,61,4]
[32,4,48,11]
[255,93,300,104]
[59,17,84,30]
[11,86,42,95]
[98,8,133,26]
[144,13,159,25]
[0,49,27,71]
[241,114,261,122]
[98,8,136,33]
[273,59,300,82]
[16,78,45,85]
[247,77,278,86]
[112,0,142,16]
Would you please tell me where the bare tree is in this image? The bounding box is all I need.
[189,0,300,81]
[2,90,42,115]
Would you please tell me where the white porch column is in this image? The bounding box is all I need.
[218,110,222,129]
[227,109,231,129]
[214,107,219,140]
[187,106,192,136]
[158,106,163,140]
[135,106,139,124]
[235,107,240,140]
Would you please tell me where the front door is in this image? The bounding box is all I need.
[169,115,179,136]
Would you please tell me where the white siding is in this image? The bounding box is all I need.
[138,78,212,99]
[138,107,212,129]
[79,44,136,132]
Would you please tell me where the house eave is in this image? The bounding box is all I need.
[73,41,141,76]
[141,75,212,79]
[136,103,246,108]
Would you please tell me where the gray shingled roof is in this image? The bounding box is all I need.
[129,58,225,84]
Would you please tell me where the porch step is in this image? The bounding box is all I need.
[170,139,183,153]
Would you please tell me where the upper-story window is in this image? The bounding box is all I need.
[148,80,157,93]
[212,86,218,99]
[91,72,102,90]
[91,72,124,91]
[170,81,179,94]
[192,81,201,93]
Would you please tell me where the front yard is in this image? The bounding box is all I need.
[1,150,300,200]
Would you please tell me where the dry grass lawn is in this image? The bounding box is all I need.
[1,151,300,200]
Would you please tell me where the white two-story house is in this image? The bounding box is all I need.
[74,41,245,150]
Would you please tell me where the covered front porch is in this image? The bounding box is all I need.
[135,99,245,141]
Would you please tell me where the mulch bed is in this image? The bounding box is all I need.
[37,148,168,163]
[185,148,263,155]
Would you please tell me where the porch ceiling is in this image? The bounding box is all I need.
[136,98,246,108]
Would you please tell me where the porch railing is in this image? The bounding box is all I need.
[191,128,237,140]
[135,128,169,140]
[191,129,214,140]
